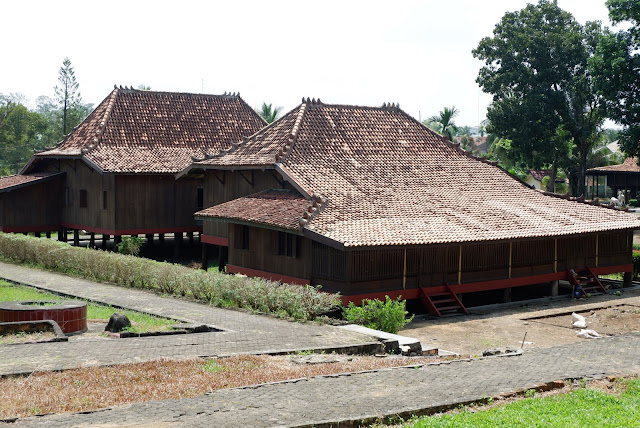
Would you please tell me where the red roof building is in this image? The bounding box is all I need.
[3,87,265,242]
[191,99,640,312]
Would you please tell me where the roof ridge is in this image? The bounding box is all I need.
[298,195,328,229]
[82,88,119,155]
[275,101,308,163]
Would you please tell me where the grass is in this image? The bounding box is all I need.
[0,281,176,333]
[0,232,339,321]
[402,378,640,427]
[0,354,444,420]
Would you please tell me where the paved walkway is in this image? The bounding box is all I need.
[0,262,381,376]
[8,333,640,427]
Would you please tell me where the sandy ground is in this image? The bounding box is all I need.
[401,286,640,357]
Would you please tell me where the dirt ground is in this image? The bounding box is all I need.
[401,285,640,357]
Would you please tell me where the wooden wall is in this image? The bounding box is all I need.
[309,231,634,296]
[228,224,311,280]
[115,175,201,230]
[0,178,62,231]
[41,159,115,230]
[202,169,285,238]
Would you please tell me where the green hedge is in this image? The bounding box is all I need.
[0,232,339,321]
[633,251,640,280]
[342,295,414,334]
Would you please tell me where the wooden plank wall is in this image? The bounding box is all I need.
[228,224,311,279]
[0,179,62,230]
[202,170,285,238]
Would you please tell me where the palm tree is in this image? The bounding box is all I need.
[259,103,281,124]
[427,106,459,140]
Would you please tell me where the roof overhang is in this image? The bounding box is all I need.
[0,172,66,193]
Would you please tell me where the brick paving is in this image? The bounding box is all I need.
[7,333,640,427]
[3,262,640,427]
[0,262,381,376]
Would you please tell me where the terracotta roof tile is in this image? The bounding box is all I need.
[197,101,640,247]
[31,88,266,174]
[588,157,640,173]
[196,189,311,231]
[0,172,63,192]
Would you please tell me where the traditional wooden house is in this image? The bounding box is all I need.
[586,157,640,202]
[10,87,265,247]
[192,99,640,313]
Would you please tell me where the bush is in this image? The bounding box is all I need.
[116,236,145,256]
[0,232,340,321]
[633,251,640,280]
[342,295,414,334]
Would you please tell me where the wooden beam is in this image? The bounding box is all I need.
[238,170,254,186]
[212,170,225,185]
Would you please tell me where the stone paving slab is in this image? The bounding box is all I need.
[8,333,640,427]
[0,262,381,376]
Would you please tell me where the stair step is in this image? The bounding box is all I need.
[432,298,456,304]
[437,306,463,311]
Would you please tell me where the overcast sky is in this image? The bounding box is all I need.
[2,0,614,127]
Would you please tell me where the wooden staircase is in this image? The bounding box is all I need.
[419,284,469,317]
[567,266,608,297]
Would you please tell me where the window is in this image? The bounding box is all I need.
[64,187,73,207]
[277,231,298,258]
[79,189,88,208]
[102,191,108,210]
[196,188,204,211]
[234,225,250,250]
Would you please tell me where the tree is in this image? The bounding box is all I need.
[591,0,640,156]
[473,0,606,197]
[54,58,82,135]
[425,106,459,140]
[258,103,281,124]
[0,94,46,175]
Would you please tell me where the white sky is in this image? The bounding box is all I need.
[2,0,614,127]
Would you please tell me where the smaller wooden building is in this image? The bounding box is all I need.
[192,99,640,312]
[0,172,64,234]
[586,157,640,201]
[5,87,265,246]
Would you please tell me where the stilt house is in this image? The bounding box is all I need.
[193,99,640,313]
[586,157,640,202]
[1,87,265,246]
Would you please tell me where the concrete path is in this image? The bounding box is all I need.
[0,262,381,376]
[8,333,640,427]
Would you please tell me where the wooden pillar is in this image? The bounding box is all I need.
[114,235,122,247]
[35,232,41,238]
[624,271,633,288]
[188,231,194,245]
[73,230,80,247]
[146,234,154,245]
[549,280,559,296]
[174,232,182,258]
[102,234,109,250]
[46,231,51,239]
[218,246,228,272]
[158,233,165,245]
[201,243,208,271]
[59,227,67,242]
[502,288,512,303]
[89,232,95,248]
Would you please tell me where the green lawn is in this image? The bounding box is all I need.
[0,280,176,333]
[405,379,640,427]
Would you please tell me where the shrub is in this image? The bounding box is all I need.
[116,236,145,256]
[0,233,340,321]
[342,295,414,334]
[633,251,640,280]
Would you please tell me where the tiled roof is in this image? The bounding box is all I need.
[195,189,313,231]
[29,88,266,174]
[0,172,63,193]
[197,99,640,247]
[588,157,640,173]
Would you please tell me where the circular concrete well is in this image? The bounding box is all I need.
[0,300,87,334]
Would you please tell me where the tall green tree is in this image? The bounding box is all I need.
[473,0,606,197]
[591,0,640,156]
[258,102,281,124]
[425,106,459,140]
[54,57,82,135]
[0,94,46,175]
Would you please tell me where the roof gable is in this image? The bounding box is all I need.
[30,88,266,174]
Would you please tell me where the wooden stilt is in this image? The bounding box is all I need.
[102,234,109,250]
[201,243,208,271]
[158,233,165,245]
[146,234,154,245]
[188,231,194,245]
[89,232,95,248]
[46,231,51,239]
[73,230,80,246]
